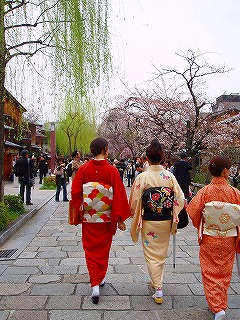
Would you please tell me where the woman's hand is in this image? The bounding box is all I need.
[171,222,178,235]
[117,219,126,231]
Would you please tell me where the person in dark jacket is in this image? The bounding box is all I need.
[115,159,126,181]
[13,150,35,205]
[173,151,192,201]
[38,156,49,184]
[126,161,135,187]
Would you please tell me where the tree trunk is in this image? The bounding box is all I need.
[0,1,6,202]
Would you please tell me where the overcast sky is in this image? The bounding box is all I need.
[6,0,240,121]
[108,0,240,102]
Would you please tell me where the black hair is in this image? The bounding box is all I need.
[57,157,65,164]
[180,152,187,159]
[146,139,164,164]
[72,150,78,159]
[90,138,108,156]
[208,156,231,177]
[21,150,28,157]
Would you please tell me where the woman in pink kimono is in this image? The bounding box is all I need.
[187,156,240,320]
[130,139,185,304]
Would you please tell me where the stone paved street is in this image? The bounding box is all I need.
[0,181,239,319]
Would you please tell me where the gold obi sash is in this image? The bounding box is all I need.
[202,201,240,237]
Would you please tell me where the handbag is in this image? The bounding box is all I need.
[29,177,35,187]
[177,208,189,229]
[27,159,35,188]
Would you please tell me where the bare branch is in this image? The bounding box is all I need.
[5,41,55,64]
[4,0,26,15]
[5,19,73,30]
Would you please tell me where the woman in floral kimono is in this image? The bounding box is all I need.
[129,139,185,304]
[187,156,240,320]
[70,138,131,304]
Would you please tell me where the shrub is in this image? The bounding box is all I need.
[4,194,24,215]
[40,175,56,190]
[193,166,211,185]
[0,202,10,231]
[0,195,26,231]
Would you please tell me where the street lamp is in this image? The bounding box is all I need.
[50,123,56,174]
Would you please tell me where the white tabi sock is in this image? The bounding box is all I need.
[92,285,99,297]
[154,288,163,298]
[214,310,226,320]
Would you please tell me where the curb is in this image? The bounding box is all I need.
[0,192,55,246]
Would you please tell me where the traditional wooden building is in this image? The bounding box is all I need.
[4,90,26,180]
[3,90,48,180]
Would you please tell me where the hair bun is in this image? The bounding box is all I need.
[150,138,161,147]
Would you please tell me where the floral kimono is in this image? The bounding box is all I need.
[129,165,185,290]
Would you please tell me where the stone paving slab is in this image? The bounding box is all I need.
[0,283,31,295]
[49,310,102,320]
[29,283,75,295]
[7,310,48,320]
[82,295,131,310]
[0,296,47,309]
[46,296,82,310]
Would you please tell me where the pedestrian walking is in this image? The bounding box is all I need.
[38,156,48,184]
[53,158,69,202]
[173,151,192,201]
[187,155,240,320]
[129,139,185,304]
[116,158,126,181]
[142,155,150,172]
[232,164,240,188]
[13,149,35,205]
[67,150,83,181]
[126,160,135,187]
[70,137,131,304]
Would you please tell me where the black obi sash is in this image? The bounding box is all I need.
[142,187,174,221]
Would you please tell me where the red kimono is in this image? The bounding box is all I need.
[187,177,240,314]
[71,159,131,287]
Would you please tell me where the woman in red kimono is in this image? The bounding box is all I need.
[187,156,240,320]
[70,137,131,304]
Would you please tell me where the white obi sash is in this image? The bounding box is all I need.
[202,201,240,237]
[82,182,113,223]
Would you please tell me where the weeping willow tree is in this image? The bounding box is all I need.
[0,0,112,201]
[47,0,111,153]
[44,0,111,106]
[56,93,96,156]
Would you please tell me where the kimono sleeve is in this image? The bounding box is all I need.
[129,175,143,242]
[129,175,142,217]
[110,168,131,225]
[186,188,206,229]
[71,167,84,211]
[170,174,185,222]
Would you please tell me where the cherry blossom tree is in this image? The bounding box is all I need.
[100,50,238,175]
